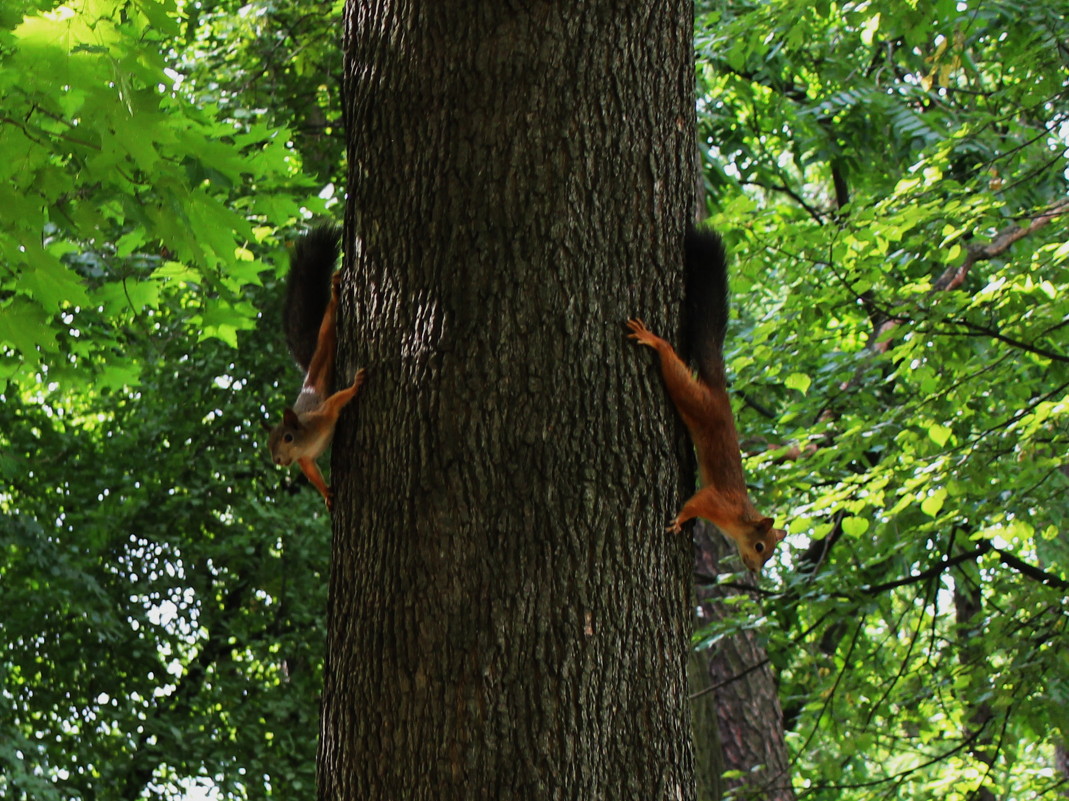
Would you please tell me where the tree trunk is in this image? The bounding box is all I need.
[320,2,698,799]
[953,549,998,801]
[1056,743,1069,799]
[692,524,795,801]
[688,647,724,801]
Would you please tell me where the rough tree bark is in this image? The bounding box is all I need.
[319,2,699,798]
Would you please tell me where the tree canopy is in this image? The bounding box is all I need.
[2,0,1067,799]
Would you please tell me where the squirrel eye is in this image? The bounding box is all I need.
[754,542,765,553]
[283,433,294,443]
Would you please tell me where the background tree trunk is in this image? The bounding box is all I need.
[953,548,998,801]
[319,2,699,798]
[688,648,724,801]
[691,525,795,801]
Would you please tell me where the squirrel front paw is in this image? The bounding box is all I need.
[626,318,659,348]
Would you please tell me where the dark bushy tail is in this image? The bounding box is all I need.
[682,227,729,389]
[283,224,341,371]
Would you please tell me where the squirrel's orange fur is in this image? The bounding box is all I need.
[627,229,784,572]
[266,227,365,510]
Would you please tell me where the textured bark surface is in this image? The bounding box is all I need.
[319,2,697,799]
[692,524,795,801]
[688,647,724,801]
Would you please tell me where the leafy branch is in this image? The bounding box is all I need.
[931,198,1069,291]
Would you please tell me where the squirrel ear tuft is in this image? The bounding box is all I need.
[260,420,273,432]
[756,517,774,534]
[282,408,300,427]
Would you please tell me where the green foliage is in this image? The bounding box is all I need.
[0,286,332,799]
[176,0,345,185]
[0,0,319,386]
[0,0,343,797]
[5,0,1068,798]
[695,0,1069,797]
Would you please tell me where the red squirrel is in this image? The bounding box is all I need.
[627,228,785,572]
[265,225,366,510]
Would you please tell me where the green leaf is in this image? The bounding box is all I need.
[0,296,53,359]
[841,516,870,537]
[785,372,811,395]
[927,423,952,447]
[921,487,947,517]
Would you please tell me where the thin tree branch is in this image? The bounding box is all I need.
[688,657,772,701]
[991,545,1069,591]
[797,724,990,796]
[791,615,866,765]
[872,198,1069,353]
[925,318,1069,364]
[859,539,1069,595]
[742,179,828,224]
[860,546,987,595]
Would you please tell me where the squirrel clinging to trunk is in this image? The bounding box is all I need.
[627,228,785,572]
[264,225,366,510]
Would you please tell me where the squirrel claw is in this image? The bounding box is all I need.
[626,318,656,347]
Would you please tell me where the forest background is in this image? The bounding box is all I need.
[1,0,1067,799]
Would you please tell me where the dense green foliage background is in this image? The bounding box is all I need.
[1,0,343,797]
[1,0,1066,799]
[694,1,1069,798]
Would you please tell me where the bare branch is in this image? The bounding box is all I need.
[992,545,1069,591]
[932,199,1069,292]
[928,318,1069,364]
[860,546,987,595]
[859,539,1069,596]
[689,657,772,700]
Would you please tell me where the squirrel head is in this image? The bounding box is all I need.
[735,517,786,573]
[680,488,786,573]
[266,408,303,466]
